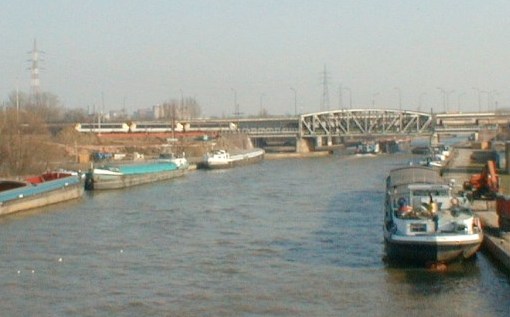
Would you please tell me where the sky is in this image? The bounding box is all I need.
[1,0,509,117]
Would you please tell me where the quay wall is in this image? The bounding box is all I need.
[444,145,510,271]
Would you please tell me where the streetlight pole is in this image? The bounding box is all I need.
[489,90,498,112]
[418,92,427,112]
[343,87,352,109]
[472,87,481,112]
[480,90,490,112]
[231,88,237,117]
[436,87,445,113]
[16,81,19,124]
[394,87,402,110]
[290,87,297,116]
[259,93,265,116]
[445,90,455,113]
[372,92,379,108]
[338,84,343,110]
[99,91,104,132]
[457,93,466,112]
[180,89,184,120]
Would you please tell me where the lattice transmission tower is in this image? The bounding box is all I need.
[320,64,330,111]
[28,39,44,101]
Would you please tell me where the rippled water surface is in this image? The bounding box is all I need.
[1,151,509,316]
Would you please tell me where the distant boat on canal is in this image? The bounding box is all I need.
[414,144,452,169]
[200,148,265,169]
[383,166,483,264]
[355,141,380,156]
[158,153,189,170]
[0,171,84,216]
[84,160,186,190]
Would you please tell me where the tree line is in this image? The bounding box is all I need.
[0,89,204,176]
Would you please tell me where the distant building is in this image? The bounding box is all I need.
[153,104,165,119]
[108,109,128,120]
[132,104,164,120]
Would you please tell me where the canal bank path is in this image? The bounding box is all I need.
[445,144,510,270]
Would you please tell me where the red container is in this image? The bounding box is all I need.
[496,195,510,231]
[496,195,510,217]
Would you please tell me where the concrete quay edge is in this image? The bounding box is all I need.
[444,146,510,271]
[264,151,332,160]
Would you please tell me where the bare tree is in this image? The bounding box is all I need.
[161,100,179,120]
[63,108,89,123]
[5,90,63,123]
[25,92,63,123]
[0,99,54,176]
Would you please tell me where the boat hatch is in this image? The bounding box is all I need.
[410,223,427,232]
[0,180,26,191]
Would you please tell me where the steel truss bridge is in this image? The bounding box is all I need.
[299,109,433,138]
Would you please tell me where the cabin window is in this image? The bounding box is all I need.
[410,223,427,232]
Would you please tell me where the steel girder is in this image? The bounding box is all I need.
[299,109,433,137]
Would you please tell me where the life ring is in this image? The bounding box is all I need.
[398,205,413,217]
[400,205,413,212]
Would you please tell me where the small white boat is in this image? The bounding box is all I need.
[383,166,483,264]
[158,153,189,170]
[418,156,446,168]
[355,142,380,156]
[201,148,265,169]
[431,144,451,158]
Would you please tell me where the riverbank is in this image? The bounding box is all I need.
[444,144,510,271]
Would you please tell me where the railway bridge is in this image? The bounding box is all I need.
[297,109,432,149]
[240,109,508,151]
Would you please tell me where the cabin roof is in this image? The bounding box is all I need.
[387,166,446,188]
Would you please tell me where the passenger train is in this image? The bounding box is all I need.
[436,112,510,127]
[75,122,130,133]
[129,122,185,133]
[75,121,238,134]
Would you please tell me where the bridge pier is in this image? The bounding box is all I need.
[314,136,322,148]
[430,133,440,145]
[314,136,326,148]
[296,138,311,153]
[314,136,334,147]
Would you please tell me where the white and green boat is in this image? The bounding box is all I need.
[85,161,185,190]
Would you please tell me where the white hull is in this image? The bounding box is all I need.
[87,169,185,190]
[203,149,265,169]
[384,232,483,263]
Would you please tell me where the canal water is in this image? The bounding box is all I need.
[0,150,509,316]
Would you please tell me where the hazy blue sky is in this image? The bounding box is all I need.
[1,0,509,116]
